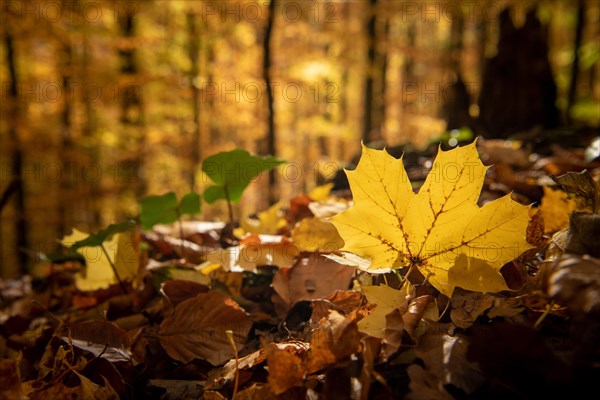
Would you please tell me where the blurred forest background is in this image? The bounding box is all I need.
[1,0,599,277]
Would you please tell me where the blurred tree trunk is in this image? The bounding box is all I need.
[373,17,389,141]
[118,6,146,197]
[567,0,585,124]
[3,26,28,276]
[362,0,377,142]
[402,20,416,119]
[449,8,464,71]
[443,9,473,131]
[262,0,276,202]
[58,38,74,236]
[82,23,101,227]
[187,11,201,192]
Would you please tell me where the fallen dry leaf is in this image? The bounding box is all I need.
[307,310,360,373]
[160,279,209,307]
[381,307,403,360]
[486,296,525,319]
[158,290,252,365]
[265,342,307,395]
[30,373,118,400]
[403,295,436,338]
[551,169,600,213]
[564,212,600,258]
[547,254,600,316]
[358,284,410,338]
[332,142,532,296]
[211,349,266,387]
[64,320,132,363]
[540,186,577,233]
[406,364,453,400]
[526,208,546,246]
[414,329,485,395]
[237,237,299,271]
[272,253,356,315]
[450,292,495,329]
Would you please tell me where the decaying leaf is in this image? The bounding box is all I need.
[547,254,600,316]
[540,186,578,233]
[407,364,453,400]
[332,142,532,297]
[551,169,600,213]
[564,212,600,258]
[526,208,546,246]
[291,217,344,252]
[212,349,265,387]
[158,290,252,365]
[307,310,360,373]
[265,342,307,395]
[238,237,299,270]
[264,311,360,394]
[403,295,437,338]
[235,383,284,400]
[272,253,356,315]
[381,308,404,360]
[414,329,485,395]
[450,292,495,329]
[160,279,209,307]
[30,373,118,400]
[64,320,132,363]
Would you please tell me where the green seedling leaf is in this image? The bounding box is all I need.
[139,192,201,230]
[179,192,201,215]
[139,192,179,230]
[201,149,284,204]
[70,220,136,252]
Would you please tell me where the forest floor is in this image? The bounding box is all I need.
[1,136,599,399]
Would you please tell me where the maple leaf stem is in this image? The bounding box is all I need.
[399,264,416,291]
[100,243,128,294]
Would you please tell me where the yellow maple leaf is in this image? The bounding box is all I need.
[358,284,409,338]
[62,230,139,291]
[308,183,335,201]
[331,142,532,297]
[291,217,344,252]
[241,202,287,235]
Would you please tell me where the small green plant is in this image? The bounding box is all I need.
[139,191,201,254]
[201,149,284,222]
